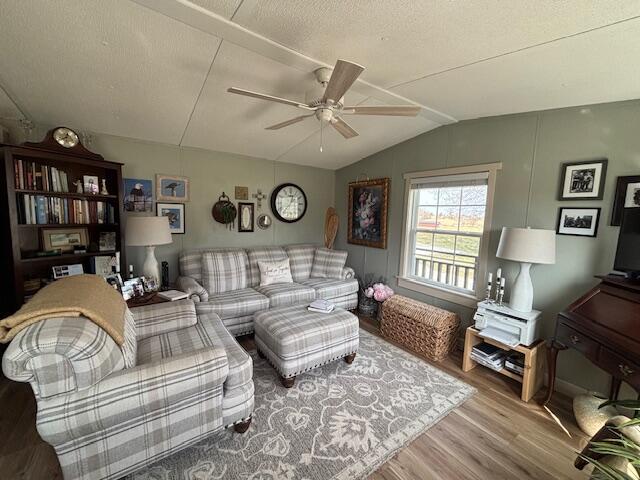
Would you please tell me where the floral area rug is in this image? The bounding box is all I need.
[130,329,475,480]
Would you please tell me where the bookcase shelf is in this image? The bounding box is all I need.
[21,251,117,263]
[15,189,117,200]
[1,135,126,315]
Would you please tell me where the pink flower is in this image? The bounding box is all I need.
[365,287,374,298]
[373,290,386,302]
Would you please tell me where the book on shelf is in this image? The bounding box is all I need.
[13,159,71,193]
[17,193,115,225]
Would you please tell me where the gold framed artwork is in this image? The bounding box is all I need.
[235,186,248,200]
[347,177,390,249]
[41,227,89,252]
[156,174,189,202]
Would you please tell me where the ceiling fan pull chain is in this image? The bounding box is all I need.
[320,120,324,153]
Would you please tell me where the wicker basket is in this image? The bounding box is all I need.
[380,295,460,362]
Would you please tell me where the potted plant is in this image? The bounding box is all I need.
[358,274,394,317]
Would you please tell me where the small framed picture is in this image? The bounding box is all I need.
[142,276,158,293]
[611,175,640,226]
[42,227,89,252]
[99,231,117,251]
[156,174,189,202]
[157,202,185,234]
[238,202,254,232]
[83,175,100,195]
[556,207,601,237]
[558,159,607,200]
[235,186,248,200]
[104,273,123,293]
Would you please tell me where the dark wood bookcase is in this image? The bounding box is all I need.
[0,131,126,315]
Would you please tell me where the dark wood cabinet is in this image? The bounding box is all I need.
[0,132,126,315]
[544,275,640,404]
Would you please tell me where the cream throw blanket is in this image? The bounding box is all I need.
[0,274,126,345]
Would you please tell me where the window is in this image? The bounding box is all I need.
[399,163,500,306]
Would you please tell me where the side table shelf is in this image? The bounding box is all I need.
[462,326,546,402]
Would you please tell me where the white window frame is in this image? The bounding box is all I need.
[398,162,502,308]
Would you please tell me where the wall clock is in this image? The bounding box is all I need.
[271,183,307,223]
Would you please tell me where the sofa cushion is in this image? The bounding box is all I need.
[202,250,249,294]
[255,283,316,308]
[310,248,348,279]
[300,277,359,300]
[258,258,293,286]
[284,244,316,282]
[179,247,243,283]
[137,313,252,392]
[246,246,288,287]
[199,288,269,320]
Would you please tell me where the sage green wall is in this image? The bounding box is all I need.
[3,120,335,282]
[335,99,640,394]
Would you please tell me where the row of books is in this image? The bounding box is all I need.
[14,159,71,192]
[18,194,116,225]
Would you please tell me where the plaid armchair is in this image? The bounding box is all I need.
[2,300,254,480]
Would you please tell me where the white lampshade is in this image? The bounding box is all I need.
[126,216,172,247]
[496,227,556,265]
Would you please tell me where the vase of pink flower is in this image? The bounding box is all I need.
[358,275,394,318]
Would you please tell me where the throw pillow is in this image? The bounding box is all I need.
[202,250,248,294]
[310,248,348,279]
[259,258,293,286]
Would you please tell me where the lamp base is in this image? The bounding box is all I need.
[510,262,533,313]
[142,246,159,283]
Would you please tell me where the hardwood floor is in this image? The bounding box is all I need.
[0,319,589,480]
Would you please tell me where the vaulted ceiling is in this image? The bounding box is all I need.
[1,1,639,169]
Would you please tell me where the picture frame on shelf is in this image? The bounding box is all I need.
[123,178,153,212]
[611,175,640,226]
[90,255,117,277]
[156,202,185,234]
[83,175,100,195]
[347,177,390,249]
[104,273,123,293]
[558,159,608,200]
[99,231,117,251]
[156,174,189,202]
[556,207,601,237]
[238,202,254,232]
[41,227,89,253]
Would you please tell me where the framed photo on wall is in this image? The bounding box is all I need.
[558,159,607,200]
[238,202,255,232]
[556,207,601,237]
[611,175,640,226]
[156,203,185,234]
[348,177,390,249]
[123,178,153,212]
[156,174,189,202]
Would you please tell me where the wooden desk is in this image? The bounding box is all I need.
[544,275,640,405]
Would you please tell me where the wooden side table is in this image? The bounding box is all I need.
[462,327,546,402]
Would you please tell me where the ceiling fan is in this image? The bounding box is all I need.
[227,59,421,143]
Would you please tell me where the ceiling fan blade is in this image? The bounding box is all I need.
[227,87,314,110]
[265,115,313,130]
[331,117,359,139]
[322,60,365,104]
[342,105,421,116]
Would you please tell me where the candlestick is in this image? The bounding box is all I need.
[498,277,506,305]
[485,272,493,301]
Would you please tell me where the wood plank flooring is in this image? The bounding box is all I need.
[0,318,589,479]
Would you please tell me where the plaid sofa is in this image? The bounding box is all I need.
[2,300,254,480]
[176,244,358,336]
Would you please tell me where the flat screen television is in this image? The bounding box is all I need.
[614,208,640,280]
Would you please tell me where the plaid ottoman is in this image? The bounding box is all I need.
[254,304,359,388]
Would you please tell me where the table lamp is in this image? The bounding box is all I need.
[125,216,172,282]
[496,227,556,312]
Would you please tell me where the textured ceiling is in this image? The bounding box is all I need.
[1,0,639,169]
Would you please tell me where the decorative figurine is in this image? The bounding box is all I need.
[73,180,83,193]
[100,179,109,195]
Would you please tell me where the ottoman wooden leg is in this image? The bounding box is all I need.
[280,375,295,388]
[257,349,265,359]
[234,417,252,433]
[344,353,356,364]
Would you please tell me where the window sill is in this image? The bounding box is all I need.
[396,276,479,309]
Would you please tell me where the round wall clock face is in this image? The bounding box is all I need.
[53,127,79,148]
[271,183,307,223]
